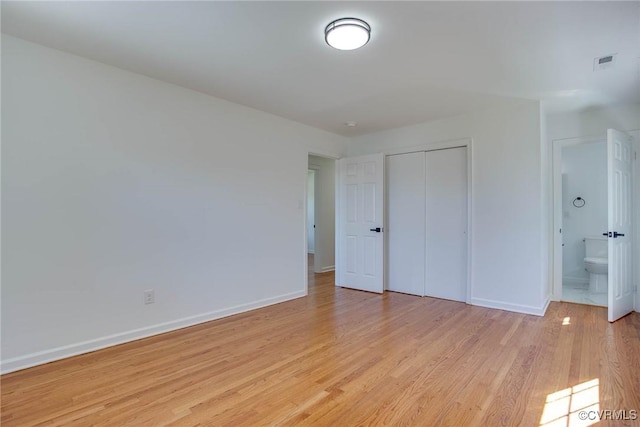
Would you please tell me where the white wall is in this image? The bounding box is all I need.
[349,101,548,315]
[308,155,335,272]
[561,143,608,281]
[307,171,315,253]
[547,104,640,142]
[1,36,348,373]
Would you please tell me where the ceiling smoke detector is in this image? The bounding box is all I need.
[594,54,617,71]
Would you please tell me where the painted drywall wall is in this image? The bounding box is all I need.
[547,104,640,142]
[349,101,547,315]
[1,36,348,373]
[308,155,335,272]
[561,143,608,282]
[307,171,315,253]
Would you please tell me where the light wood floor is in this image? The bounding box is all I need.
[2,264,640,426]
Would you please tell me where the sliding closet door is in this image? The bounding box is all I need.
[425,147,468,302]
[387,152,426,296]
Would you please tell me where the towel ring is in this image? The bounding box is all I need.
[572,197,585,208]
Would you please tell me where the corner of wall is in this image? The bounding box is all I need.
[469,296,550,317]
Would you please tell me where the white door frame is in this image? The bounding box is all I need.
[380,137,473,303]
[551,135,605,302]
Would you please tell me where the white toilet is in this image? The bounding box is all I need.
[584,236,608,293]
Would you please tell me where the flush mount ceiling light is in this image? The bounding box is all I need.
[325,18,370,51]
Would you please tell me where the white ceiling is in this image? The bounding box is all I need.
[2,1,639,137]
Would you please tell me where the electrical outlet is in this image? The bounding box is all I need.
[144,289,155,305]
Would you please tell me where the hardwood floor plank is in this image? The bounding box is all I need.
[2,267,639,426]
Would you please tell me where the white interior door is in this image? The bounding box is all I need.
[337,153,384,293]
[387,152,426,296]
[425,147,468,302]
[607,129,634,322]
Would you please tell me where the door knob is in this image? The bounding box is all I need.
[613,231,625,238]
[602,232,608,236]
[369,227,382,232]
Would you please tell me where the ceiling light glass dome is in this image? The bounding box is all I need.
[325,18,370,51]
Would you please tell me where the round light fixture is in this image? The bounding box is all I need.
[325,18,370,51]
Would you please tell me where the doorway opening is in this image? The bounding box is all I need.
[306,154,336,281]
[552,129,636,322]
[558,141,608,307]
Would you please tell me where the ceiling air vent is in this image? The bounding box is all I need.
[593,54,617,71]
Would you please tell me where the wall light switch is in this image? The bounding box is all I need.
[144,289,155,305]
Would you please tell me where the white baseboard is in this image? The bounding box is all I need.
[470,295,550,317]
[318,265,335,273]
[0,290,306,374]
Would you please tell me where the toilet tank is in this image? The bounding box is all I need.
[585,236,608,258]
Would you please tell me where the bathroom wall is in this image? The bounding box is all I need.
[561,142,607,282]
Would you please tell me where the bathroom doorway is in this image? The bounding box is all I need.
[559,141,608,306]
[552,129,636,321]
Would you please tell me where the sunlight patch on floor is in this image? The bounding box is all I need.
[540,379,599,427]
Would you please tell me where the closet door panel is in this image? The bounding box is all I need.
[425,147,467,302]
[387,152,426,296]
